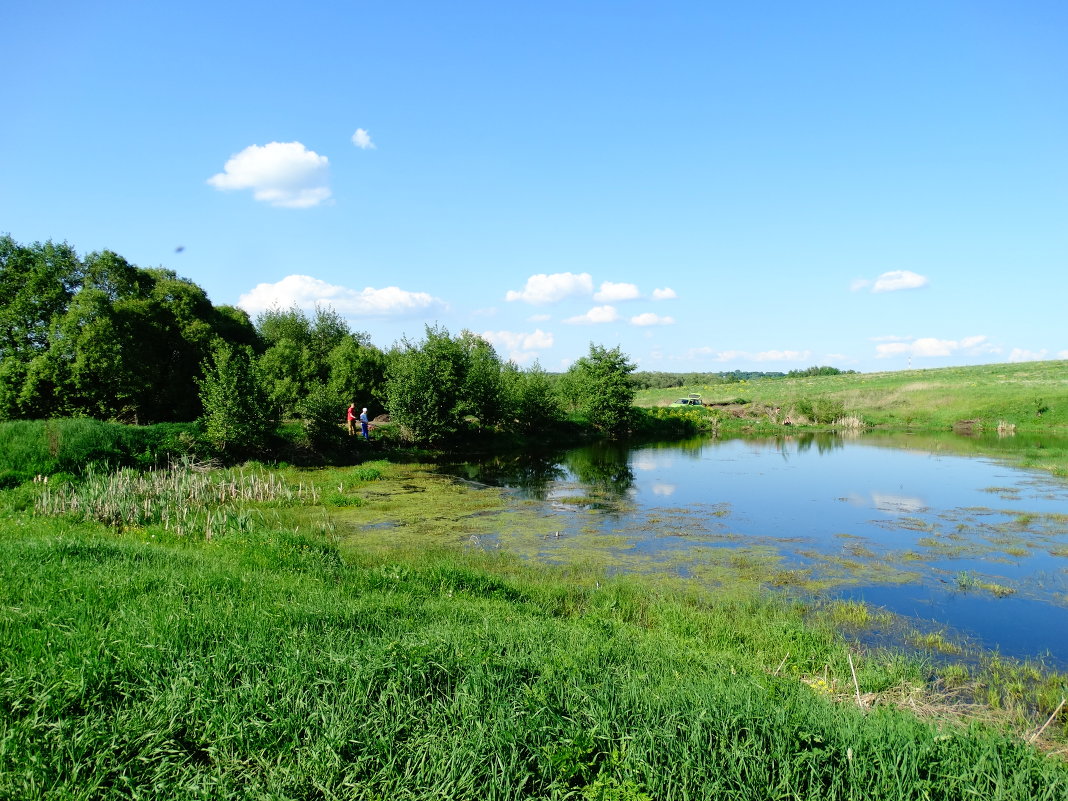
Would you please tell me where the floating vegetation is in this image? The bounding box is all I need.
[954,570,1017,598]
[910,630,965,655]
[982,486,1023,500]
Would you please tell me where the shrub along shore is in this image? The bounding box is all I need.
[2,453,1068,799]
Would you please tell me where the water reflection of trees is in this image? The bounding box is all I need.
[788,433,846,456]
[440,452,568,499]
[562,442,635,498]
[442,443,636,500]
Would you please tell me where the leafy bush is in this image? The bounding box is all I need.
[198,342,276,455]
[564,344,637,435]
[795,397,845,424]
[296,384,347,453]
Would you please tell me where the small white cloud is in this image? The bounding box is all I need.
[238,275,444,317]
[875,334,997,359]
[910,338,957,357]
[506,272,593,304]
[651,287,677,300]
[481,329,554,351]
[351,128,376,149]
[850,278,872,292]
[1058,350,1068,359]
[872,270,929,293]
[875,342,911,358]
[207,141,331,208]
[630,312,675,326]
[651,483,676,497]
[1009,348,1050,362]
[594,281,640,303]
[481,328,554,364]
[565,305,619,324]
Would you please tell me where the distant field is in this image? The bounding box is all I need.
[636,360,1068,432]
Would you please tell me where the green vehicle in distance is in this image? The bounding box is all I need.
[669,394,703,407]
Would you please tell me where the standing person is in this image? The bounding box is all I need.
[346,403,357,436]
[360,407,371,441]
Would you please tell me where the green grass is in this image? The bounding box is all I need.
[0,419,202,486]
[3,465,1068,799]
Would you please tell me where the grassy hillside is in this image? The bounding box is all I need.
[2,462,1067,799]
[637,360,1068,432]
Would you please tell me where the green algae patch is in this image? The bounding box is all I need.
[324,462,562,556]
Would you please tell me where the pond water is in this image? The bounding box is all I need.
[440,432,1068,667]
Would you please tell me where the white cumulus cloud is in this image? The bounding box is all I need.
[875,334,998,359]
[238,275,445,317]
[872,270,929,293]
[594,281,640,302]
[651,287,677,300]
[207,141,331,208]
[505,272,593,304]
[351,128,376,149]
[630,312,675,326]
[481,328,554,364]
[565,305,619,324]
[1009,348,1050,362]
[875,342,910,358]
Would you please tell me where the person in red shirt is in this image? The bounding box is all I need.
[346,403,357,436]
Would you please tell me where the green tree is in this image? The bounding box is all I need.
[197,342,275,454]
[295,383,347,454]
[565,343,636,435]
[0,236,83,418]
[327,335,389,415]
[457,331,505,427]
[500,361,563,433]
[386,325,504,443]
[20,253,255,423]
[257,306,351,417]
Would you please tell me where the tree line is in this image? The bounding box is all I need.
[0,236,638,449]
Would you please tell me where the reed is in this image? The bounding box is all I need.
[34,461,319,538]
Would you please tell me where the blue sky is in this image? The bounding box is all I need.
[3,1,1066,372]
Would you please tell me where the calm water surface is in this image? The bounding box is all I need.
[442,432,1068,666]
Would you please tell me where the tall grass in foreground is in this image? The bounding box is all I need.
[2,514,1066,800]
[33,462,319,537]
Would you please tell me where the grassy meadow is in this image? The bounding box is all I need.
[637,360,1068,432]
[3,457,1068,799]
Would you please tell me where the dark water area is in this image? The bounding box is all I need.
[439,431,1068,667]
